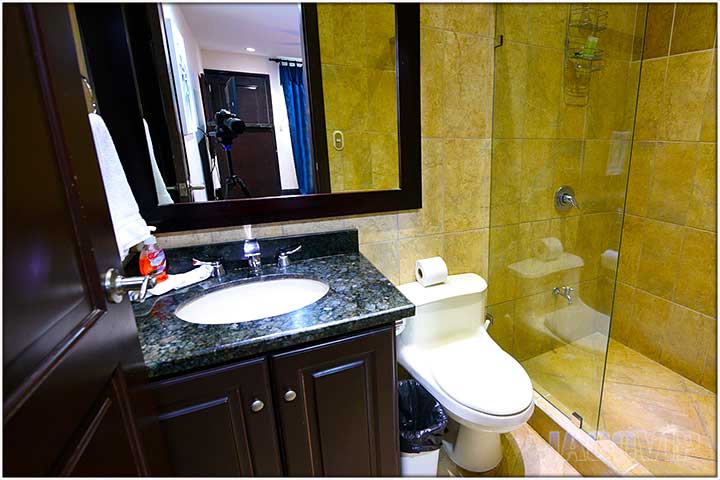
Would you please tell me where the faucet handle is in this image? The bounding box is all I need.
[277,245,302,269]
[192,258,225,279]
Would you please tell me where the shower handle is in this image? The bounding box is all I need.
[555,186,580,211]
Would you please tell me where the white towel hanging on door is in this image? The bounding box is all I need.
[88,113,152,260]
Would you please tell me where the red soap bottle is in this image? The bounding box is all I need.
[139,235,168,282]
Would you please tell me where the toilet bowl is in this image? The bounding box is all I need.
[397,274,534,472]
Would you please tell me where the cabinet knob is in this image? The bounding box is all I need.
[250,399,264,412]
[283,389,297,402]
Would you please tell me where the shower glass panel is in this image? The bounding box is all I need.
[488,3,647,437]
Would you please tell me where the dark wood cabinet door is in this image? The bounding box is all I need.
[4,4,166,476]
[149,357,283,477]
[271,326,400,476]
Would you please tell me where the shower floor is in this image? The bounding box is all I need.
[524,336,717,476]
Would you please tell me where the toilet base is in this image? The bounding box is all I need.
[442,425,502,473]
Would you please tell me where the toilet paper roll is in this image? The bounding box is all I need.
[415,257,448,287]
[533,237,564,261]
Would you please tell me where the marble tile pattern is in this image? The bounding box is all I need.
[437,424,580,477]
[318,4,399,192]
[133,234,414,379]
[613,3,717,389]
[526,335,717,476]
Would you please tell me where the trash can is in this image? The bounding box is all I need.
[398,379,448,476]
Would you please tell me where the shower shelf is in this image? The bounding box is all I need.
[568,4,608,33]
[564,4,609,103]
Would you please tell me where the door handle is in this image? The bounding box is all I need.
[102,268,156,304]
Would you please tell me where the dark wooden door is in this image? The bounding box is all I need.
[271,326,400,476]
[204,70,284,198]
[3,4,165,475]
[149,358,283,476]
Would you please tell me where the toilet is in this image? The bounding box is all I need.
[397,273,534,473]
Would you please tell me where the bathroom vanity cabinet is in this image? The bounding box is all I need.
[148,326,399,477]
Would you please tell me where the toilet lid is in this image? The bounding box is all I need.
[431,333,534,416]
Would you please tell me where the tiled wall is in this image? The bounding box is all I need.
[488,4,645,357]
[317,4,399,192]
[157,4,495,287]
[610,3,717,391]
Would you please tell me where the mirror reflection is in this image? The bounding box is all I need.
[148,3,399,206]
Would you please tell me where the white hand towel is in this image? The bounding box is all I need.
[88,113,152,260]
[147,265,213,297]
[143,119,174,206]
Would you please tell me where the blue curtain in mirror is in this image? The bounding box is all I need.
[279,64,314,194]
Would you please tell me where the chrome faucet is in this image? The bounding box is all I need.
[553,286,574,305]
[243,238,262,274]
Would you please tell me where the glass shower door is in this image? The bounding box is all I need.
[487,3,647,437]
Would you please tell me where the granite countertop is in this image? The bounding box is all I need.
[132,252,414,379]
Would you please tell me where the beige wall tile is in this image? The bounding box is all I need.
[700,52,717,142]
[399,138,444,237]
[661,304,713,384]
[625,288,672,361]
[493,41,528,139]
[443,229,489,278]
[488,224,520,306]
[646,142,697,224]
[443,138,491,232]
[660,51,714,141]
[701,329,717,392]
[616,215,643,285]
[635,218,683,300]
[527,5,567,49]
[348,213,397,245]
[487,300,515,353]
[670,3,717,55]
[688,143,718,232]
[608,282,635,345]
[420,3,444,29]
[443,32,494,138]
[331,4,367,67]
[399,235,444,284]
[633,59,667,141]
[643,3,674,59]
[366,69,397,134]
[625,142,655,217]
[420,27,445,138]
[442,4,494,38]
[365,4,396,70]
[674,228,717,316]
[490,139,521,226]
[360,241,399,285]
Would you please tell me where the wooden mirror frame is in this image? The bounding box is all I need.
[78,3,420,233]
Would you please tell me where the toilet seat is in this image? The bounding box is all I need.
[430,333,534,416]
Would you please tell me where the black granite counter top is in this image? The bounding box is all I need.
[132,232,414,379]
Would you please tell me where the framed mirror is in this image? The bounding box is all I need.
[76,3,420,232]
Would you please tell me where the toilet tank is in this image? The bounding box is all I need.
[398,273,488,347]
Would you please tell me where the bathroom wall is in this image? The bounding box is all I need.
[610,3,717,391]
[488,4,645,358]
[317,4,399,192]
[157,4,495,289]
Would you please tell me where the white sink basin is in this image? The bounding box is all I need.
[175,278,330,325]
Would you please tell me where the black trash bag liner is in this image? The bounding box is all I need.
[398,379,448,453]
